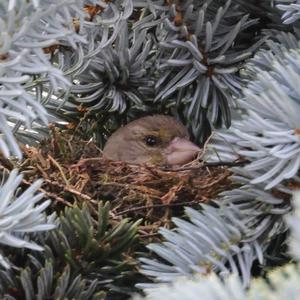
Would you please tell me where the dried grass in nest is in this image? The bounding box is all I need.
[2,129,236,242]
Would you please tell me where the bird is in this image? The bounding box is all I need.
[103,115,201,166]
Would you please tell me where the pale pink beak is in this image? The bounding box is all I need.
[163,137,201,166]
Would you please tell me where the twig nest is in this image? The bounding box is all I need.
[2,129,234,241]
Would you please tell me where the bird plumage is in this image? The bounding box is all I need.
[103,115,200,166]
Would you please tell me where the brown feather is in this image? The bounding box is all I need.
[103,115,196,166]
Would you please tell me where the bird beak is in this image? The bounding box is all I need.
[163,137,201,166]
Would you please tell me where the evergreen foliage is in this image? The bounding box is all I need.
[0,169,55,269]
[135,263,300,300]
[1,0,300,299]
[134,192,300,300]
[137,202,263,288]
[277,0,300,24]
[0,202,141,299]
[38,0,267,146]
[138,25,300,288]
[0,0,86,158]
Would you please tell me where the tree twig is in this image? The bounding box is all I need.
[114,200,199,216]
[161,159,248,172]
[48,154,70,185]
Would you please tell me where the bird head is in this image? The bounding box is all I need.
[103,115,201,166]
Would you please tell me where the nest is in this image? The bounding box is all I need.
[2,128,235,242]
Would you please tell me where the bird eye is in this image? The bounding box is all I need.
[145,135,157,147]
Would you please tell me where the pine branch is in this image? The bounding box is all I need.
[276,0,300,24]
[206,43,300,190]
[286,192,300,259]
[134,191,300,300]
[0,169,55,269]
[137,27,300,290]
[148,0,263,142]
[137,202,264,288]
[46,0,265,147]
[0,202,142,299]
[0,0,89,158]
